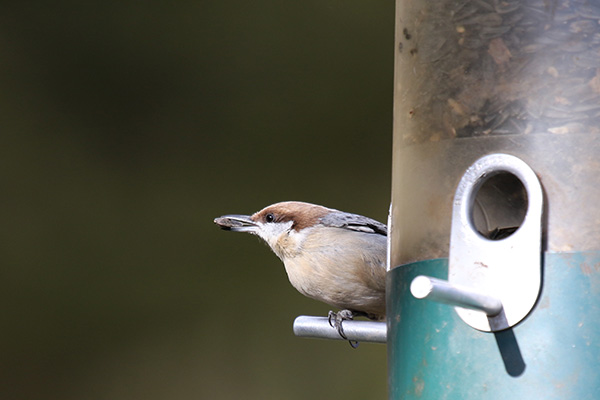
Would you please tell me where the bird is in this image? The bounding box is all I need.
[214,201,387,344]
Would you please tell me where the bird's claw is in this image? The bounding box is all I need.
[328,310,351,339]
[328,310,359,348]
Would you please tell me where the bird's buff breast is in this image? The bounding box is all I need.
[278,227,387,315]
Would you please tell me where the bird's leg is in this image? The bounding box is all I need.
[328,309,359,348]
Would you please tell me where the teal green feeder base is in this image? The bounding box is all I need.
[387,252,600,399]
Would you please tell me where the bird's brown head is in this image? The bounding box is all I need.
[214,201,334,258]
[251,201,332,231]
[214,201,333,233]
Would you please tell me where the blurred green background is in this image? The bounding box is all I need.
[0,1,393,399]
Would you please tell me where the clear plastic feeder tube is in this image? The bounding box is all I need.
[390,0,600,266]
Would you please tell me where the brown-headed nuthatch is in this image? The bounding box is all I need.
[214,201,387,341]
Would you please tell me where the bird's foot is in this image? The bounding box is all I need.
[328,309,359,348]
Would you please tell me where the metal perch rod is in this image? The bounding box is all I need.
[293,316,387,343]
[410,275,503,316]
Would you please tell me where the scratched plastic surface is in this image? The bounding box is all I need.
[390,0,600,266]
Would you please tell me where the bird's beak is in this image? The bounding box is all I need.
[214,214,257,233]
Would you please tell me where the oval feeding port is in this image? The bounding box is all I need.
[471,172,528,240]
[448,154,543,332]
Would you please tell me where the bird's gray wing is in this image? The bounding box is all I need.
[319,211,387,236]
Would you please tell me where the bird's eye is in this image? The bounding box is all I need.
[265,213,275,223]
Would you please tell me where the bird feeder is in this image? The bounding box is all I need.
[388,0,600,399]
